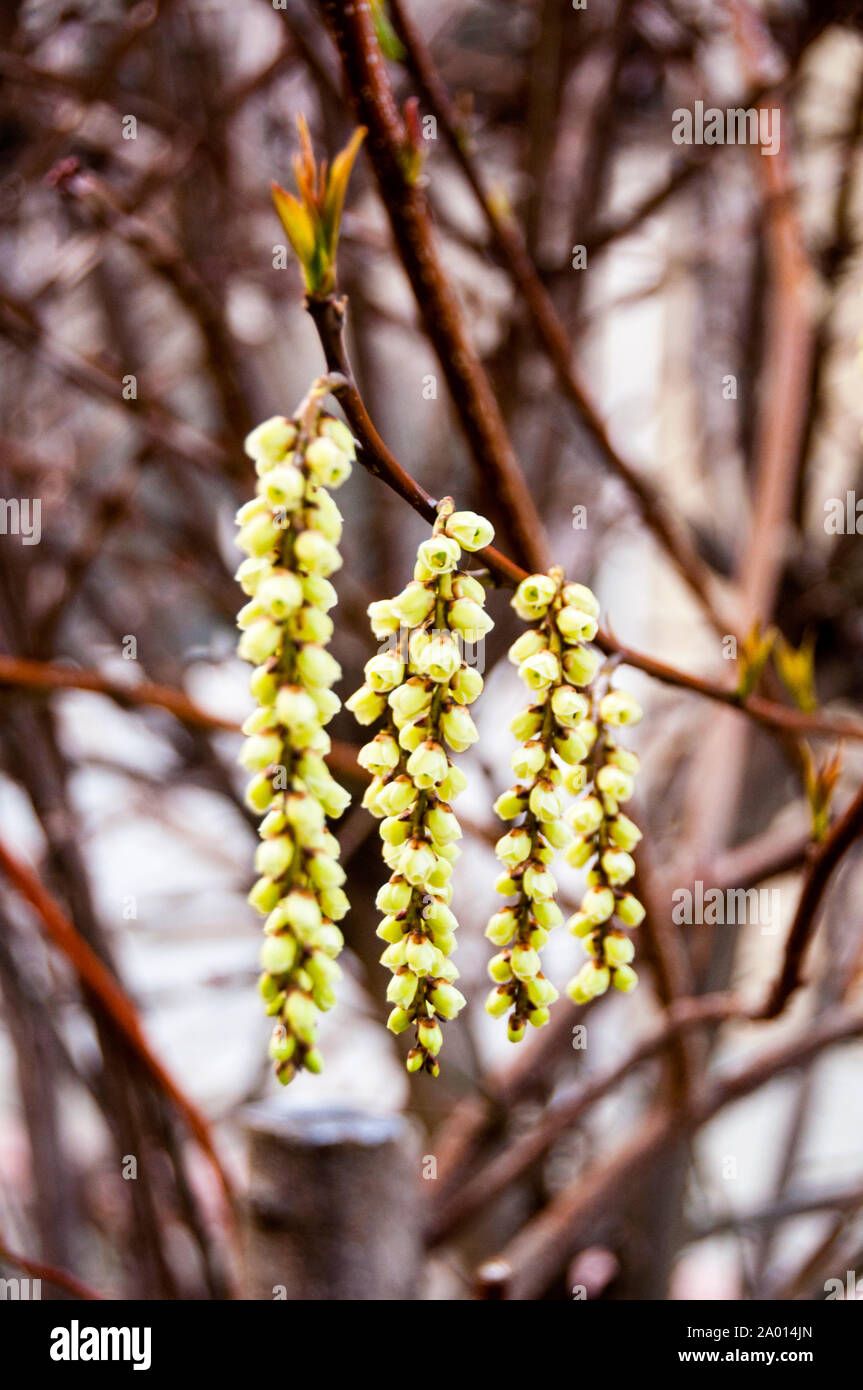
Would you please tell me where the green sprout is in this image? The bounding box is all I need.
[271,115,366,297]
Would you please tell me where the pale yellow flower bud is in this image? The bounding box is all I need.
[443,510,495,551]
[406,739,449,788]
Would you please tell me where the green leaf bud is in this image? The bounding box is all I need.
[511,741,546,780]
[398,838,438,887]
[508,629,547,665]
[566,911,594,938]
[528,780,562,821]
[568,796,604,835]
[320,885,349,921]
[248,876,282,915]
[380,939,407,970]
[533,898,564,929]
[296,644,341,689]
[268,1024,296,1063]
[376,914,407,944]
[550,685,590,726]
[540,818,573,850]
[523,864,556,901]
[285,989,317,1043]
[437,763,468,802]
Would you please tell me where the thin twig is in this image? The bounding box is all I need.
[0,1236,104,1301]
[311,0,549,573]
[0,839,235,1212]
[388,0,731,635]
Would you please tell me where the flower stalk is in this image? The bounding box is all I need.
[486,569,601,1040]
[565,680,645,1003]
[235,382,353,1083]
[347,500,494,1075]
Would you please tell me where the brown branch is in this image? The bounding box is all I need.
[0,287,230,477]
[0,654,240,733]
[56,167,253,443]
[478,1004,863,1297]
[758,784,863,1018]
[0,655,363,783]
[0,1235,104,1301]
[0,839,234,1211]
[305,297,524,586]
[388,0,730,636]
[429,992,743,1247]
[597,632,863,743]
[308,293,863,745]
[310,0,549,573]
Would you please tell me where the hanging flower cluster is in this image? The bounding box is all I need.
[565,683,644,1004]
[485,568,605,1040]
[347,500,495,1077]
[235,382,353,1084]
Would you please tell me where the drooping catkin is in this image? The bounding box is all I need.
[235,382,353,1084]
[564,682,645,1002]
[485,568,601,1040]
[347,500,494,1076]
